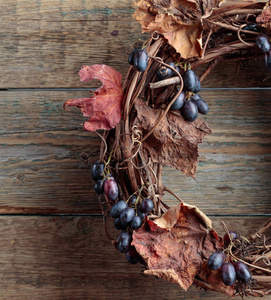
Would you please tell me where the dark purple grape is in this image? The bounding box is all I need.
[117,231,132,253]
[133,49,148,72]
[110,200,128,218]
[140,198,154,213]
[120,207,136,227]
[235,261,252,283]
[114,218,126,230]
[191,95,209,115]
[91,161,105,181]
[130,215,142,230]
[265,50,271,71]
[136,207,146,219]
[223,231,239,245]
[207,251,226,270]
[183,70,200,93]
[104,178,118,201]
[221,262,236,286]
[256,34,271,53]
[243,23,259,32]
[127,195,137,206]
[181,100,198,122]
[156,62,175,80]
[94,180,104,194]
[170,91,186,110]
[126,247,140,264]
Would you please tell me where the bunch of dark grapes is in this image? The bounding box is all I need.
[110,195,154,264]
[207,231,251,287]
[156,62,209,122]
[91,161,119,201]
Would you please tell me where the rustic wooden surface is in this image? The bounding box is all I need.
[0,0,270,299]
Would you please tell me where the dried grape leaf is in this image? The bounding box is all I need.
[64,65,123,132]
[132,202,223,291]
[133,0,222,58]
[133,98,211,178]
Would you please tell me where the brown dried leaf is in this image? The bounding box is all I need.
[133,0,222,58]
[133,98,211,178]
[132,202,223,291]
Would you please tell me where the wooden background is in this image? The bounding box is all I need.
[0,0,270,299]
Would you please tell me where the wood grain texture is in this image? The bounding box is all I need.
[0,216,269,300]
[0,90,270,214]
[0,0,270,298]
[0,0,270,88]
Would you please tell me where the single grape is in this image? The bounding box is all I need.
[120,207,136,227]
[126,247,140,264]
[207,251,226,270]
[91,161,105,181]
[130,215,142,230]
[265,50,271,71]
[94,180,104,194]
[181,100,198,122]
[104,178,119,201]
[256,34,271,53]
[136,207,146,219]
[127,195,137,206]
[133,49,149,72]
[117,231,132,253]
[114,218,126,230]
[156,62,175,80]
[221,262,236,286]
[223,231,239,245]
[242,23,259,32]
[140,198,154,213]
[170,91,186,110]
[191,94,209,115]
[183,70,200,93]
[110,200,128,218]
[234,261,252,283]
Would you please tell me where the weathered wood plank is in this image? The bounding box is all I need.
[0,90,270,214]
[0,216,269,299]
[0,0,270,88]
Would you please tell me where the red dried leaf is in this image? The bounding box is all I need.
[133,0,222,58]
[64,65,123,132]
[132,203,223,291]
[133,98,211,178]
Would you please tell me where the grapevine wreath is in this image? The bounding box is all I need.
[64,0,271,297]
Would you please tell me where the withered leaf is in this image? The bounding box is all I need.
[133,0,222,58]
[64,65,123,132]
[133,98,211,178]
[132,202,223,291]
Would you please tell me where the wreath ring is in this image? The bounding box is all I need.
[64,1,271,297]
